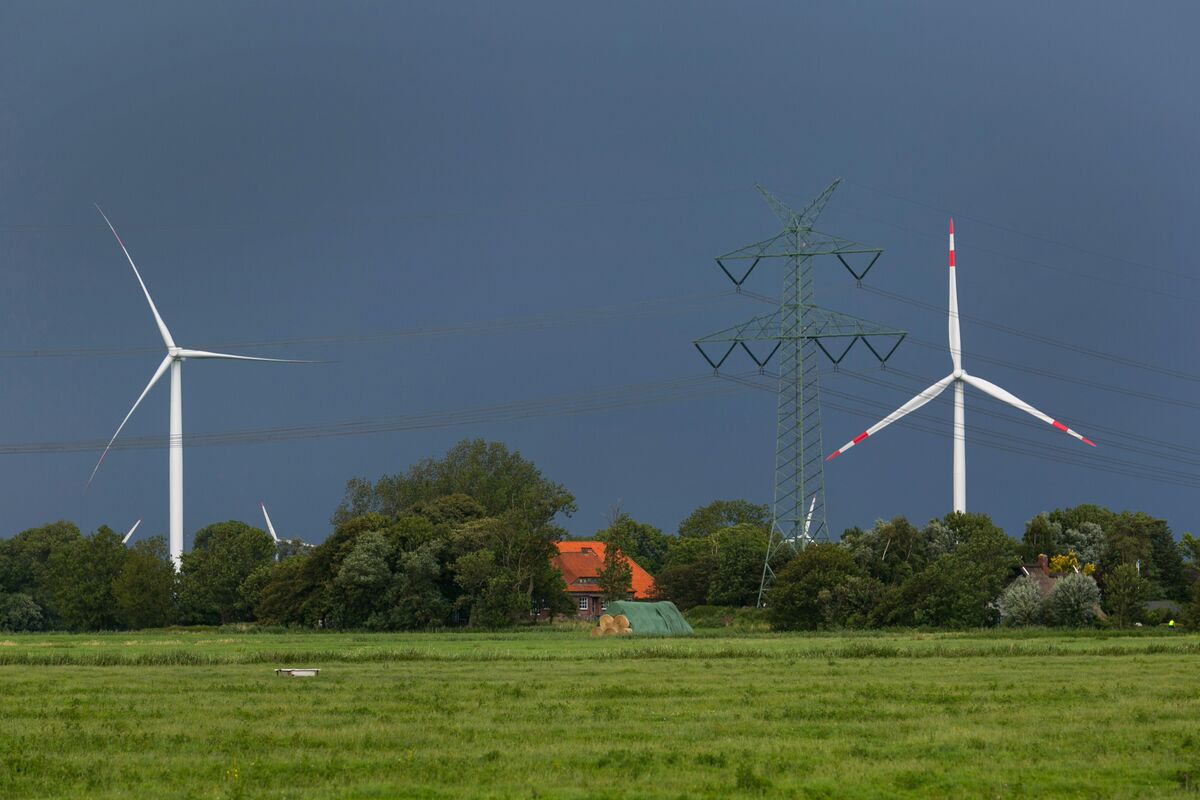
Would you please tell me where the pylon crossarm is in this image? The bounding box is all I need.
[756,179,842,229]
[836,250,882,281]
[861,332,906,364]
[694,306,904,346]
[716,233,881,271]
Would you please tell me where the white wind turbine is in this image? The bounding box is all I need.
[826,219,1095,513]
[122,518,142,545]
[89,206,309,569]
[261,502,280,562]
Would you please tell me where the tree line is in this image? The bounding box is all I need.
[1,438,1198,631]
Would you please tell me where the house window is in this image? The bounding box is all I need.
[578,597,589,611]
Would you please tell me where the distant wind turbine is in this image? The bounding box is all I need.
[801,494,817,544]
[826,219,1095,512]
[261,502,280,562]
[122,518,142,545]
[89,206,310,569]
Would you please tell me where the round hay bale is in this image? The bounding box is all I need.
[613,614,630,630]
[602,627,620,636]
[590,626,603,638]
[618,627,632,635]
[598,613,614,630]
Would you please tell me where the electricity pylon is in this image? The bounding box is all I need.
[693,180,906,605]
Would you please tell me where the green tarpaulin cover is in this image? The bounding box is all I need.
[606,600,694,636]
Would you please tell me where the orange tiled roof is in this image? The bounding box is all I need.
[553,540,655,598]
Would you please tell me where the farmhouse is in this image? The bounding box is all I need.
[1011,553,1107,620]
[553,541,656,619]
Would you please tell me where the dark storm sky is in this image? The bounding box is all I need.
[2,2,1198,546]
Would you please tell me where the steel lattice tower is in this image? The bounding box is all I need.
[693,180,906,604]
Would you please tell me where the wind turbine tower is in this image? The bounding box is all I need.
[826,220,1096,511]
[89,207,310,568]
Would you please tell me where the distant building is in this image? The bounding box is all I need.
[1019,554,1059,599]
[1009,553,1107,620]
[552,541,656,620]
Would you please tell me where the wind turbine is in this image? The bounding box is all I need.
[826,219,1095,512]
[800,494,817,545]
[261,502,280,562]
[122,518,142,545]
[89,206,309,569]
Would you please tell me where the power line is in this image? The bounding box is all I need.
[724,372,1200,490]
[859,283,1200,383]
[0,290,737,359]
[739,285,1200,386]
[832,366,1200,471]
[0,372,756,458]
[839,177,1198,286]
[901,335,1200,414]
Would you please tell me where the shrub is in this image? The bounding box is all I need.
[766,544,860,630]
[999,576,1044,626]
[1048,572,1100,627]
[1187,580,1200,629]
[0,593,44,632]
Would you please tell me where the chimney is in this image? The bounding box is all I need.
[1038,553,1049,571]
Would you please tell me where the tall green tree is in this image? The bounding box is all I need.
[842,517,927,584]
[333,439,576,527]
[653,535,717,609]
[596,512,670,575]
[112,536,177,629]
[331,531,393,626]
[705,524,770,607]
[887,514,1017,628]
[766,543,861,630]
[45,526,127,631]
[1181,532,1200,569]
[451,511,569,626]
[1103,564,1147,627]
[677,499,769,539]
[0,593,43,632]
[597,528,634,602]
[178,521,275,624]
[1023,513,1061,559]
[254,557,313,626]
[0,521,83,625]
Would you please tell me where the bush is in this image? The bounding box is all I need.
[1188,580,1200,629]
[766,544,860,630]
[0,593,44,632]
[1048,573,1100,627]
[684,605,769,629]
[999,576,1044,626]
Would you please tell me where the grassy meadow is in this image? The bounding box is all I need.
[1,627,1199,798]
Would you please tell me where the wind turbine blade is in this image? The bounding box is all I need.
[827,374,956,460]
[122,518,142,545]
[174,349,314,363]
[802,494,817,540]
[962,373,1096,446]
[261,502,280,543]
[95,206,176,349]
[88,354,173,487]
[948,218,961,371]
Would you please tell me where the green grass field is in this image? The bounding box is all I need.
[2,628,1199,798]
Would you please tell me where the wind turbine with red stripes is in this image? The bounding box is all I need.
[826,219,1095,513]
